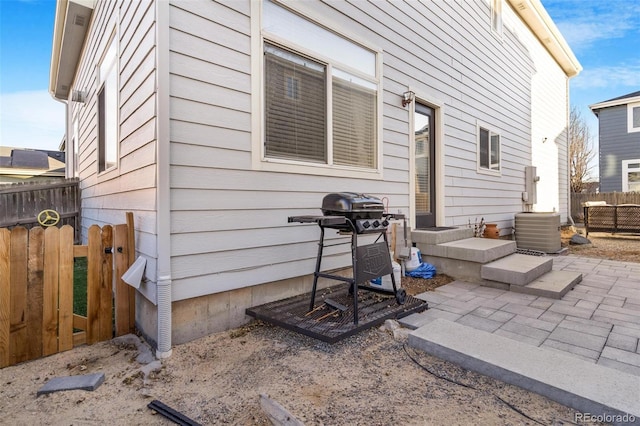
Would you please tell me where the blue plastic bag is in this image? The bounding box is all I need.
[404,262,436,279]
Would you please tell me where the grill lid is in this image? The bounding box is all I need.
[321,192,384,219]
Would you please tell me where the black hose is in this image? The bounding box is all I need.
[402,344,547,426]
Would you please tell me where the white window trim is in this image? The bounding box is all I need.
[250,0,383,180]
[97,31,119,177]
[622,159,640,192]
[627,102,640,133]
[476,121,502,176]
[490,0,503,39]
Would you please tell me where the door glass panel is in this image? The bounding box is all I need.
[415,103,435,228]
[415,113,430,214]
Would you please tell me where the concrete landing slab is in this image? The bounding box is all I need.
[481,253,552,286]
[37,372,105,396]
[412,227,473,245]
[408,318,640,423]
[511,270,583,299]
[421,238,516,263]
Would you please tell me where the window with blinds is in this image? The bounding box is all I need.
[262,0,379,171]
[332,72,376,168]
[265,45,326,163]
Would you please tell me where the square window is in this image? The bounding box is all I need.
[622,159,640,192]
[478,124,500,173]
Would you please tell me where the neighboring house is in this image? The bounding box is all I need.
[0,147,66,183]
[590,91,640,193]
[49,0,580,356]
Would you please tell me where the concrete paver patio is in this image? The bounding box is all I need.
[401,254,640,376]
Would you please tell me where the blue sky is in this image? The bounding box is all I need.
[0,0,63,151]
[541,0,640,178]
[1,1,639,177]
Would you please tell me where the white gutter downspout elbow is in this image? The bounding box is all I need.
[155,0,172,359]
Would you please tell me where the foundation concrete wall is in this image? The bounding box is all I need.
[135,269,351,347]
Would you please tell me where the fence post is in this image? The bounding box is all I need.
[42,227,60,356]
[59,226,74,351]
[87,225,102,344]
[114,224,134,336]
[100,226,114,341]
[0,228,10,368]
[26,228,44,361]
[10,227,29,365]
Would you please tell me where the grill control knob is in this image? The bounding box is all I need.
[372,220,380,227]
[362,221,371,229]
[382,220,389,227]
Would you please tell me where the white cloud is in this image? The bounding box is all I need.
[573,62,640,89]
[543,0,640,52]
[0,90,65,150]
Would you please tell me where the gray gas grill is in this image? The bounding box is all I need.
[288,192,406,325]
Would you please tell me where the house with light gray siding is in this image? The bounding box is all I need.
[49,0,580,356]
[590,91,640,192]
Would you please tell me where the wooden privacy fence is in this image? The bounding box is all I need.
[0,178,81,238]
[0,214,136,368]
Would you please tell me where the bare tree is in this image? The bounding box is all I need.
[569,106,596,193]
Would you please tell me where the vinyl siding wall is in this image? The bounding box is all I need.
[598,105,640,192]
[71,0,158,301]
[167,0,545,302]
[512,6,570,219]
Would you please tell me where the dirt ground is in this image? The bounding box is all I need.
[1,321,591,426]
[3,231,636,425]
[561,227,640,263]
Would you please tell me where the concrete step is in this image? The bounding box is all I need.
[411,226,473,246]
[408,318,640,420]
[420,237,517,264]
[481,253,552,286]
[510,270,582,299]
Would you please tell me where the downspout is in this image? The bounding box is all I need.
[566,76,574,225]
[155,0,172,359]
[49,0,70,177]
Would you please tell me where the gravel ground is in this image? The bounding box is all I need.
[562,228,640,263]
[0,321,593,425]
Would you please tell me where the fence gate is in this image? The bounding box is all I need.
[0,215,136,368]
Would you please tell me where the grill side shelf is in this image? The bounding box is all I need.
[288,215,347,227]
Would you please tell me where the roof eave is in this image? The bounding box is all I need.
[49,0,94,101]
[508,0,582,78]
[589,96,640,112]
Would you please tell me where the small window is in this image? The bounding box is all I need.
[491,0,503,37]
[478,123,501,173]
[622,159,640,192]
[98,36,118,173]
[628,102,640,133]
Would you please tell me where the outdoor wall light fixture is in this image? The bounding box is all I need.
[71,90,87,103]
[542,137,548,143]
[402,91,415,107]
